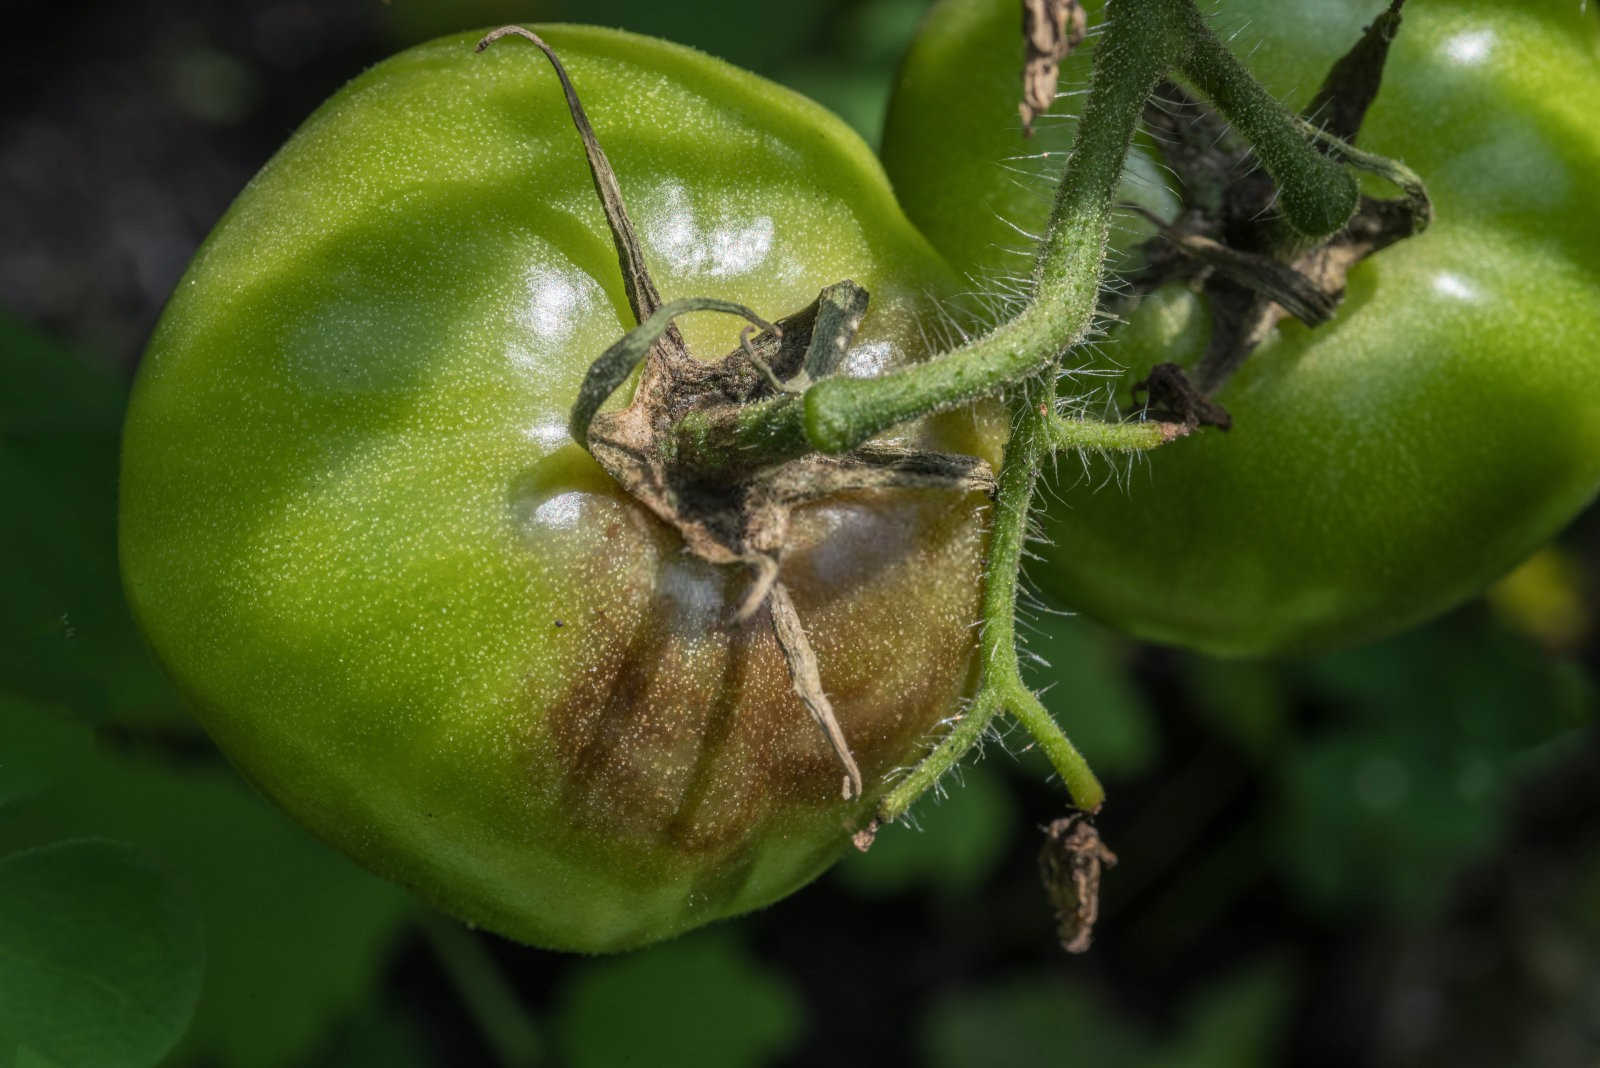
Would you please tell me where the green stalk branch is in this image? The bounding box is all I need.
[875,0,1236,825]
[878,389,1132,825]
[683,0,1364,467]
[1046,413,1189,451]
[1295,116,1432,232]
[1170,2,1358,238]
[798,0,1180,455]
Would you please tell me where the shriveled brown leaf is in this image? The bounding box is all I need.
[1039,813,1117,953]
[1020,0,1087,135]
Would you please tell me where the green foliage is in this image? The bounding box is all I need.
[922,960,1293,1068]
[0,839,203,1068]
[0,322,170,729]
[0,681,417,1068]
[1276,622,1593,918]
[0,320,416,1067]
[302,1004,435,1068]
[553,931,803,1068]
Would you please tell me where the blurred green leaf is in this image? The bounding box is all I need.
[0,702,415,1068]
[1301,622,1592,744]
[0,839,204,1068]
[921,974,1146,1068]
[1277,730,1507,918]
[921,960,1293,1068]
[833,762,1015,897]
[0,319,125,433]
[13,1049,66,1068]
[1182,656,1291,762]
[1277,622,1594,918]
[0,317,190,731]
[1164,959,1294,1068]
[774,0,934,146]
[554,929,802,1068]
[304,1002,435,1068]
[0,697,92,810]
[845,0,935,65]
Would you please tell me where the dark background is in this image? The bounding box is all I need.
[3,1,1597,1065]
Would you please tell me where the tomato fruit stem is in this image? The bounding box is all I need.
[1168,0,1359,240]
[865,0,1428,841]
[876,386,1109,829]
[522,0,1427,835]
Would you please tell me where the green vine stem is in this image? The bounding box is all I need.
[795,0,1176,456]
[1168,1,1359,240]
[881,388,1100,823]
[877,396,1191,826]
[683,0,1363,472]
[870,0,1391,825]
[517,0,1425,834]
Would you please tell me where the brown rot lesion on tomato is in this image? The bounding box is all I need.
[1110,0,1430,426]
[479,26,995,804]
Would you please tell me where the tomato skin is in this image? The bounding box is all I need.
[883,0,1600,655]
[120,27,994,951]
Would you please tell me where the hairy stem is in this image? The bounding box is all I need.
[878,390,1110,825]
[797,0,1180,455]
[1046,412,1189,451]
[626,0,1374,489]
[1170,2,1358,238]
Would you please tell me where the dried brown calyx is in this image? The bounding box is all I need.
[478,27,993,803]
[1113,0,1427,428]
[1039,813,1117,953]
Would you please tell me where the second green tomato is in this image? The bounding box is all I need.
[883,0,1600,655]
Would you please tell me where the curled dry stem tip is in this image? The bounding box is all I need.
[476,24,666,325]
[770,582,865,801]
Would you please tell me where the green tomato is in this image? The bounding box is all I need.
[120,26,994,952]
[883,0,1600,655]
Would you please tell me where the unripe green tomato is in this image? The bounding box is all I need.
[120,26,994,951]
[883,0,1600,655]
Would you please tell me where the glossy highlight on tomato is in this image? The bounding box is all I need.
[119,26,997,951]
[883,0,1600,656]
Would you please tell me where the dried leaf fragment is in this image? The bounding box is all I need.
[1038,813,1117,953]
[1020,0,1087,135]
